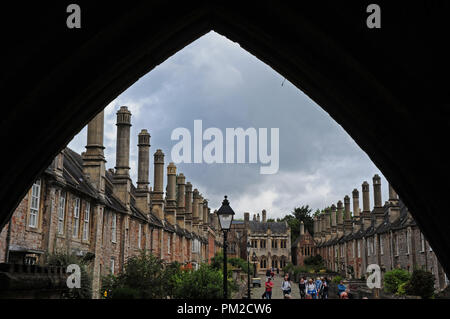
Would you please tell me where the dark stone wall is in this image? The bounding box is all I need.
[0,1,450,278]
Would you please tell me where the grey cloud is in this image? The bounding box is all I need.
[69,31,389,220]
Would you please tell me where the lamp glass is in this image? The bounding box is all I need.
[218,213,233,230]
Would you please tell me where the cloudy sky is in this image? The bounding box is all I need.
[68,31,389,220]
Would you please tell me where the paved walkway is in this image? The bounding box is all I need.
[251,274,302,299]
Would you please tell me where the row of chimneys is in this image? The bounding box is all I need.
[313,174,401,242]
[81,107,218,235]
[243,209,267,223]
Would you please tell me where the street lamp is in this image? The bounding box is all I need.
[216,195,235,299]
[252,251,258,279]
[247,241,251,299]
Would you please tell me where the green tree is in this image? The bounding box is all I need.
[171,264,225,299]
[280,206,314,242]
[102,251,171,299]
[383,268,411,294]
[406,269,435,299]
[45,250,93,299]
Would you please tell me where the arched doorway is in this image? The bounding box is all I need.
[1,2,450,277]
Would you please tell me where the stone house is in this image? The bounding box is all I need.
[315,175,449,291]
[0,107,221,297]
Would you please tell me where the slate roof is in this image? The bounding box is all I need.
[60,148,99,198]
[248,221,288,234]
[318,199,416,247]
[43,147,197,236]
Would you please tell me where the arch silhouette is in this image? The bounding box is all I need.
[1,2,449,276]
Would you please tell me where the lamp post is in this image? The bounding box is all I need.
[216,195,235,299]
[252,251,258,279]
[247,241,251,299]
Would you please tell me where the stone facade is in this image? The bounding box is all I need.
[228,210,291,274]
[292,221,316,266]
[314,175,449,292]
[0,107,222,297]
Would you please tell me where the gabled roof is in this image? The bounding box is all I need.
[61,148,99,198]
[249,221,288,234]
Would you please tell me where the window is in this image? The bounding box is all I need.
[374,235,377,255]
[168,234,171,254]
[367,239,371,256]
[420,232,425,252]
[110,258,115,274]
[357,241,361,258]
[260,239,265,248]
[111,213,117,243]
[380,235,384,255]
[395,234,399,256]
[83,202,90,241]
[29,179,41,228]
[260,259,266,268]
[272,239,277,249]
[58,191,66,235]
[138,224,142,249]
[352,241,355,258]
[73,197,80,238]
[406,229,411,255]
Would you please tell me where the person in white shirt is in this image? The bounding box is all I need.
[306,279,318,299]
[281,275,292,296]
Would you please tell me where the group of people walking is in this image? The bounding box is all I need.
[261,269,354,299]
[298,276,329,299]
[262,268,290,299]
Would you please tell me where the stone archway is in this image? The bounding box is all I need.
[1,2,450,277]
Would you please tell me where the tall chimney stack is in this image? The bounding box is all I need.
[113,107,132,209]
[373,174,382,208]
[135,129,151,214]
[331,205,337,239]
[362,181,372,229]
[262,209,267,223]
[344,195,353,235]
[151,149,165,219]
[82,110,106,196]
[185,182,193,232]
[325,208,331,241]
[202,200,209,232]
[352,189,360,219]
[337,200,344,236]
[192,189,200,234]
[388,183,399,203]
[176,173,186,228]
[373,174,385,226]
[115,106,131,177]
[137,129,150,190]
[197,194,204,224]
[165,162,177,225]
[257,213,260,222]
[300,221,305,236]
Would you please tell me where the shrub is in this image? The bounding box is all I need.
[406,269,435,299]
[229,257,253,275]
[45,251,92,299]
[304,255,324,267]
[397,282,408,296]
[102,251,170,299]
[332,275,343,284]
[283,262,295,274]
[383,269,411,294]
[171,264,225,299]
